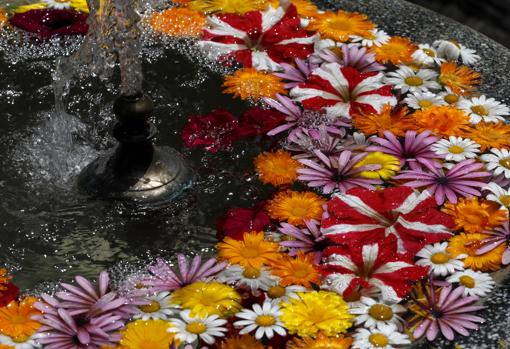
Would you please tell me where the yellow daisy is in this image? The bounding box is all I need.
[0,297,41,339]
[254,150,300,186]
[217,334,264,349]
[218,231,280,269]
[439,62,481,96]
[266,190,325,226]
[171,281,242,317]
[189,0,270,14]
[286,332,353,349]
[447,233,506,272]
[149,8,205,37]
[280,291,353,337]
[269,252,320,288]
[354,152,401,180]
[307,10,374,42]
[120,320,178,349]
[373,36,417,65]
[223,68,287,101]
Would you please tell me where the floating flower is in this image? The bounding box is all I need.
[404,91,445,110]
[350,296,405,330]
[234,301,285,339]
[0,297,41,340]
[223,68,287,101]
[462,121,510,151]
[200,5,315,71]
[353,323,411,349]
[317,45,385,72]
[217,334,264,349]
[439,62,480,96]
[412,105,470,138]
[354,151,400,180]
[237,108,286,138]
[416,242,465,276]
[171,281,241,317]
[384,66,440,93]
[484,182,510,210]
[431,136,480,162]
[286,332,353,349]
[218,231,280,269]
[254,150,300,186]
[410,283,484,341]
[10,9,88,39]
[280,291,353,337]
[15,0,88,13]
[275,58,318,89]
[290,63,396,119]
[120,320,177,349]
[412,43,445,66]
[216,205,271,241]
[395,159,491,205]
[476,221,510,265]
[307,10,374,42]
[266,190,325,226]
[320,235,429,302]
[442,197,507,234]
[321,186,453,253]
[373,36,417,65]
[481,148,510,179]
[217,264,277,292]
[448,232,505,272]
[278,220,326,264]
[434,39,480,65]
[188,0,270,14]
[0,333,40,349]
[458,95,510,124]
[149,8,205,37]
[438,87,462,106]
[352,104,417,137]
[133,292,176,321]
[269,251,320,288]
[169,309,228,345]
[265,284,306,303]
[447,269,495,297]
[351,28,390,47]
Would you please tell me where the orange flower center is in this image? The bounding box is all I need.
[448,145,465,154]
[255,315,276,326]
[140,300,161,313]
[368,333,389,347]
[368,304,394,321]
[328,18,353,31]
[444,94,459,104]
[293,267,309,279]
[404,76,424,86]
[499,158,510,169]
[242,267,261,279]
[471,105,489,116]
[464,240,483,256]
[267,285,286,299]
[291,206,308,217]
[418,100,433,108]
[240,247,261,258]
[186,322,207,334]
[459,275,476,289]
[430,252,450,264]
[12,335,30,343]
[499,195,510,207]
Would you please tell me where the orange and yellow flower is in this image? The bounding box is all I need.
[269,252,320,288]
[373,36,417,65]
[439,62,481,96]
[218,334,264,349]
[286,332,353,349]
[254,150,300,186]
[0,297,41,339]
[443,197,508,234]
[462,122,510,151]
[448,233,506,272]
[352,104,417,137]
[189,0,270,14]
[266,190,325,226]
[412,105,470,137]
[290,0,320,18]
[223,68,287,101]
[149,8,205,37]
[217,231,280,269]
[307,10,374,42]
[0,9,7,28]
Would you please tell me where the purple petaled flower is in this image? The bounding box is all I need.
[283,125,346,159]
[395,159,491,205]
[142,254,226,292]
[278,219,327,264]
[411,282,485,341]
[367,130,442,169]
[297,150,382,194]
[274,58,319,89]
[491,173,510,188]
[477,221,510,264]
[314,45,385,72]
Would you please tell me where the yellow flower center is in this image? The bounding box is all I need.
[499,158,510,169]
[55,0,70,3]
[12,335,29,343]
[418,99,433,108]
[423,48,436,57]
[139,300,161,313]
[499,195,510,207]
[240,247,261,258]
[368,333,390,347]
[448,145,465,154]
[471,105,489,116]
[329,18,352,31]
[255,314,276,327]
[267,285,286,299]
[404,76,424,86]
[293,267,308,279]
[430,252,450,264]
[459,275,476,289]
[368,304,394,321]
[444,94,459,104]
[186,321,207,334]
[291,206,308,217]
[135,282,145,289]
[242,267,261,279]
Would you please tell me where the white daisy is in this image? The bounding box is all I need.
[403,91,445,110]
[481,148,510,179]
[433,39,480,65]
[0,334,41,349]
[353,324,411,349]
[349,296,405,330]
[438,87,462,106]
[43,0,72,9]
[265,284,307,303]
[484,182,510,209]
[351,28,390,47]
[169,309,227,345]
[234,301,286,340]
[133,291,176,321]
[431,136,480,162]
[216,264,277,292]
[411,44,446,66]
[384,66,440,93]
[457,95,510,124]
[447,269,495,297]
[416,242,465,276]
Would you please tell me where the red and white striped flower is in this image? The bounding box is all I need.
[320,234,429,302]
[199,4,316,71]
[290,62,397,119]
[321,186,453,253]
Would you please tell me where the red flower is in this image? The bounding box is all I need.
[181,109,241,152]
[0,283,19,307]
[322,186,453,253]
[320,234,428,302]
[216,204,271,241]
[237,108,286,138]
[10,9,88,39]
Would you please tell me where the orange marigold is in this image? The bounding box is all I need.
[373,36,417,65]
[412,105,470,137]
[448,233,505,272]
[254,149,300,186]
[266,190,325,226]
[218,334,264,349]
[439,62,481,96]
[352,104,417,137]
[462,122,510,151]
[287,332,353,349]
[443,197,508,234]
[223,68,287,101]
[307,10,374,42]
[149,8,205,37]
[269,252,320,288]
[290,0,320,18]
[0,296,41,339]
[0,9,7,27]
